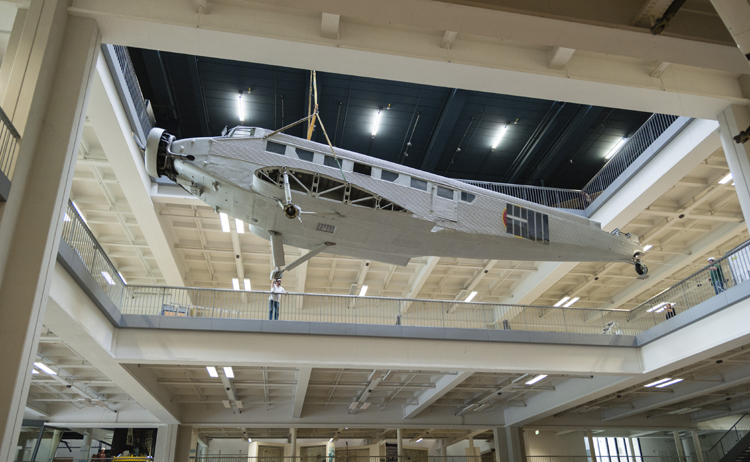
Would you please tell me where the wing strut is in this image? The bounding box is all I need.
[269,231,335,280]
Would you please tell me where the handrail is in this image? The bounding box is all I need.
[707,413,750,453]
[0,103,22,186]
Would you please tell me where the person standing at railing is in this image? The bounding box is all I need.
[268,279,286,320]
[707,257,727,295]
[665,303,676,320]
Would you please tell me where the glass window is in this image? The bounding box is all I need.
[295,148,314,162]
[410,178,428,191]
[460,191,476,203]
[266,141,286,155]
[381,170,398,182]
[324,156,341,168]
[437,186,454,199]
[353,163,372,176]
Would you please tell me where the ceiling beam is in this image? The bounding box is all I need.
[418,89,467,172]
[403,371,474,419]
[441,31,457,49]
[292,367,312,418]
[401,257,439,313]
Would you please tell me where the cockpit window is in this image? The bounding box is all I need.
[266,141,286,155]
[410,178,428,191]
[460,192,476,203]
[229,127,256,137]
[353,163,372,176]
[381,170,398,182]
[295,148,315,162]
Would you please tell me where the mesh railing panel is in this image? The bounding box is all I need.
[112,45,152,139]
[0,104,21,183]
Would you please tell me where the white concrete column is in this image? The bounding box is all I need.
[290,428,297,459]
[468,436,476,458]
[691,431,704,462]
[0,0,100,459]
[674,431,686,462]
[154,424,178,462]
[506,427,525,462]
[628,438,637,462]
[587,430,597,462]
[397,428,403,459]
[174,426,194,462]
[718,105,750,227]
[79,430,93,461]
[493,428,505,462]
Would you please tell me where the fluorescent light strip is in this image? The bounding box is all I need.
[359,285,368,297]
[525,374,547,385]
[101,271,116,285]
[206,366,218,378]
[329,438,334,443]
[605,138,628,160]
[31,369,39,375]
[416,438,423,443]
[644,378,671,387]
[360,402,371,409]
[656,378,683,388]
[243,278,251,291]
[372,110,381,137]
[465,291,478,302]
[247,438,252,443]
[220,213,230,233]
[238,94,244,122]
[232,278,240,290]
[34,362,57,376]
[643,244,653,252]
[71,201,87,224]
[554,296,570,307]
[492,125,509,149]
[118,272,127,284]
[349,401,359,410]
[235,218,245,233]
[719,173,733,184]
[563,297,579,307]
[223,367,234,378]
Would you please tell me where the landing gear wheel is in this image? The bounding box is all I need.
[284,204,300,219]
[635,262,648,276]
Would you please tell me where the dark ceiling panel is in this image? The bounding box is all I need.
[128,47,654,189]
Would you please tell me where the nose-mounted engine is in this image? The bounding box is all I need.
[145,128,193,180]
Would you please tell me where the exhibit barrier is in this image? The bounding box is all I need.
[463,113,681,211]
[0,103,21,200]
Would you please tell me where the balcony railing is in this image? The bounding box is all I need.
[0,104,21,201]
[461,113,682,211]
[704,413,750,462]
[190,457,481,462]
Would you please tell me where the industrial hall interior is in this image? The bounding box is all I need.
[3,0,750,461]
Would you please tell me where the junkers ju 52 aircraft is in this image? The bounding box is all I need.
[145,125,646,281]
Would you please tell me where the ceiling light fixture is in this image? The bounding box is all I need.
[235,218,245,233]
[207,366,219,378]
[232,278,240,290]
[243,279,251,291]
[329,438,334,442]
[118,272,127,284]
[223,367,234,378]
[372,110,382,138]
[656,378,683,388]
[719,173,733,184]
[492,125,509,150]
[34,362,57,376]
[71,201,87,224]
[101,271,116,286]
[416,438,423,443]
[563,297,579,307]
[525,374,548,385]
[220,212,230,233]
[63,213,71,222]
[465,291,478,302]
[643,245,653,252]
[248,438,252,443]
[644,378,671,387]
[349,401,359,410]
[238,93,244,122]
[605,138,628,160]
[361,402,371,409]
[359,285,368,297]
[554,296,570,307]
[31,369,39,375]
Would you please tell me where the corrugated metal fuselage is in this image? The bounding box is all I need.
[160,128,641,267]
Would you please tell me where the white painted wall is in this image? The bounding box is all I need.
[525,430,587,456]
[207,439,250,455]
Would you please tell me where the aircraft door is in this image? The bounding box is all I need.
[432,185,458,221]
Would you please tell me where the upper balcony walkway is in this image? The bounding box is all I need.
[57,199,750,347]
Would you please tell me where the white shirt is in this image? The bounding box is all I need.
[269,284,286,302]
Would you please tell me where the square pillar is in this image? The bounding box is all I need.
[674,431,686,462]
[493,427,506,462]
[506,427,526,462]
[0,0,100,459]
[692,431,704,462]
[154,424,179,462]
[174,426,194,462]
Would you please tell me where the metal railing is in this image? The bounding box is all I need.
[704,414,750,462]
[190,457,480,462]
[527,457,691,462]
[581,113,680,199]
[0,103,21,184]
[461,113,681,211]
[626,240,750,324]
[103,44,153,143]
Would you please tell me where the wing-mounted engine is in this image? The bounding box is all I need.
[145,128,194,180]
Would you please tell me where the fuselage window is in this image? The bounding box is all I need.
[381,170,399,182]
[295,148,315,162]
[324,156,342,168]
[266,141,286,155]
[437,186,454,199]
[410,178,428,191]
[353,162,372,176]
[460,192,476,203]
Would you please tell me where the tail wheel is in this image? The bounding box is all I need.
[635,262,648,276]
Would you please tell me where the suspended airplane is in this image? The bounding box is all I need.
[144,125,647,281]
